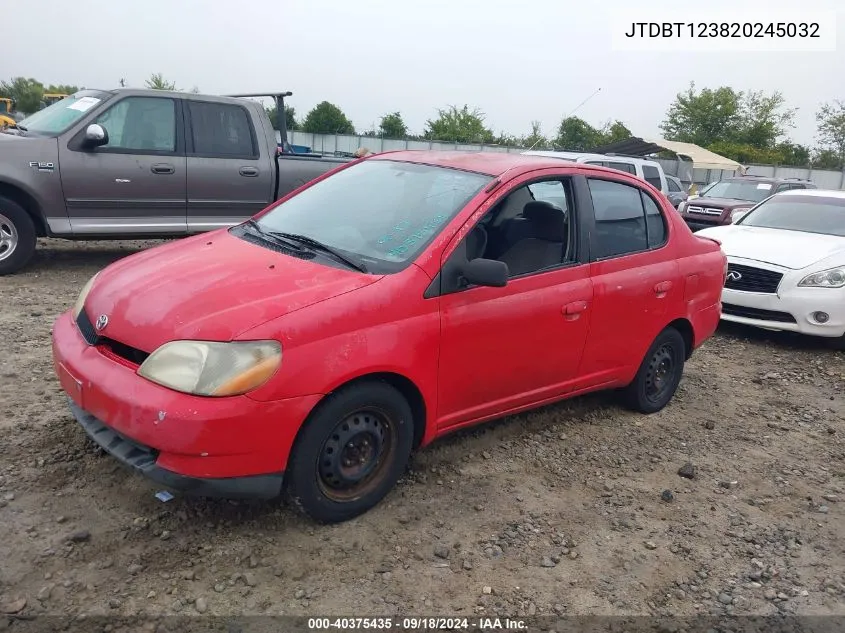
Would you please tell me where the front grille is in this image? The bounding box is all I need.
[76,308,149,366]
[724,263,782,294]
[76,309,99,345]
[687,205,723,216]
[722,303,796,323]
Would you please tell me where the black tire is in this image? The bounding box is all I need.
[285,381,414,523]
[0,196,37,276]
[829,335,845,352]
[622,327,686,414]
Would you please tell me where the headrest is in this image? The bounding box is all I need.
[522,201,567,241]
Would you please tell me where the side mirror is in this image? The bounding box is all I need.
[84,123,108,148]
[461,258,508,288]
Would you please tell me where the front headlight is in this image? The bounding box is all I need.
[678,201,687,214]
[730,208,750,224]
[137,340,282,396]
[72,273,99,319]
[798,267,845,289]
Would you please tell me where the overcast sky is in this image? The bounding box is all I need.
[7,0,843,146]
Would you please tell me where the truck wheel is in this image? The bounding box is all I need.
[285,381,414,523]
[0,197,37,275]
[622,327,686,414]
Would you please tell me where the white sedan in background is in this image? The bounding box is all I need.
[697,189,845,349]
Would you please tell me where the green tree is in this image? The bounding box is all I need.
[145,73,177,90]
[424,105,495,144]
[378,112,408,138]
[598,120,632,145]
[816,100,845,168]
[46,84,79,95]
[812,148,842,170]
[660,83,741,147]
[0,77,45,113]
[265,105,298,131]
[774,141,811,166]
[521,120,549,149]
[302,101,355,134]
[554,116,603,151]
[707,141,786,165]
[734,90,796,148]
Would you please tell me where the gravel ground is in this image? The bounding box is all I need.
[1,238,844,623]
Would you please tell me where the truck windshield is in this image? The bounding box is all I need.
[16,91,112,135]
[701,180,773,203]
[253,159,492,273]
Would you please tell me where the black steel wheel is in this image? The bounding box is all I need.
[622,327,686,414]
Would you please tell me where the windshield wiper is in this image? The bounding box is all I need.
[267,231,368,273]
[15,124,27,131]
[244,219,307,251]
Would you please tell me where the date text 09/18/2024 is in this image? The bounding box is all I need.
[306,617,528,630]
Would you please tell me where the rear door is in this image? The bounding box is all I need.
[58,94,187,235]
[577,176,680,385]
[185,100,274,232]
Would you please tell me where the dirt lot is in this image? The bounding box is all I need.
[1,239,844,624]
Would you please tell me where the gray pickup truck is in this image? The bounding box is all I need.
[0,88,351,274]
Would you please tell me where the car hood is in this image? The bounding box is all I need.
[688,197,756,209]
[696,225,845,270]
[83,230,381,352]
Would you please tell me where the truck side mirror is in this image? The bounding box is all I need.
[84,123,108,148]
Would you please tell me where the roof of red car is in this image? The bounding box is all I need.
[368,150,573,177]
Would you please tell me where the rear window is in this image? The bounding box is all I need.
[189,101,257,157]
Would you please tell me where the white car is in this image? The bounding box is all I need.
[522,150,668,194]
[697,189,845,349]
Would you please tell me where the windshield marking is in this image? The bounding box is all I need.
[386,213,449,258]
[67,97,100,112]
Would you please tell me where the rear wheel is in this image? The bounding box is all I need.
[0,196,37,276]
[285,381,414,523]
[622,327,686,414]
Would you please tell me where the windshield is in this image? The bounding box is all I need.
[701,180,774,203]
[738,195,845,237]
[17,90,112,135]
[253,159,492,272]
[0,101,8,114]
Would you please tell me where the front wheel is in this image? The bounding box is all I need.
[285,381,414,523]
[0,196,37,275]
[622,327,686,414]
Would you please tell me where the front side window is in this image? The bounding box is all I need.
[607,161,637,175]
[642,165,662,189]
[737,195,845,237]
[189,102,256,157]
[16,90,112,135]
[94,97,176,152]
[667,178,682,192]
[252,160,492,272]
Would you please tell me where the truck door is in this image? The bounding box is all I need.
[184,100,274,232]
[58,95,187,235]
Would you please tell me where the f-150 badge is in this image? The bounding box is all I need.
[28,161,55,172]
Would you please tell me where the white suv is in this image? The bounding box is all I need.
[523,150,669,194]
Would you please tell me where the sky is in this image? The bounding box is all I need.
[6,0,844,147]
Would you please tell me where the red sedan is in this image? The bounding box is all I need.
[52,151,725,523]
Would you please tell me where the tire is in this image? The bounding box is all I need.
[829,334,845,352]
[622,327,686,414]
[285,381,415,523]
[0,196,37,276]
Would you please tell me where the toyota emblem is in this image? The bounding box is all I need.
[726,271,742,282]
[95,314,109,331]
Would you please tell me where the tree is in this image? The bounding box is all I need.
[265,105,298,131]
[774,141,811,166]
[660,83,741,147]
[816,100,845,168]
[521,120,549,149]
[554,116,603,151]
[812,148,842,170]
[599,120,632,145]
[0,77,44,113]
[145,73,176,91]
[46,84,79,95]
[734,90,796,148]
[424,105,495,144]
[378,112,408,138]
[302,101,355,134]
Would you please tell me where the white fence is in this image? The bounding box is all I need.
[279,131,845,190]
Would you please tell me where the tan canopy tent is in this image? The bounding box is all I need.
[591,136,742,172]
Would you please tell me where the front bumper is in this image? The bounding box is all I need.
[683,218,724,232]
[52,310,322,495]
[69,398,284,498]
[721,286,845,338]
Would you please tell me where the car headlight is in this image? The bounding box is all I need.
[72,272,99,319]
[798,267,845,289]
[730,209,750,224]
[137,340,282,396]
[678,201,687,214]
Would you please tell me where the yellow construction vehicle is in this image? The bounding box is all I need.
[0,97,17,129]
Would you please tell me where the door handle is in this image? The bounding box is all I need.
[562,300,588,320]
[151,163,175,175]
[239,167,259,177]
[654,281,673,297]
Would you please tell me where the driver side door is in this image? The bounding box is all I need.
[433,172,594,430]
